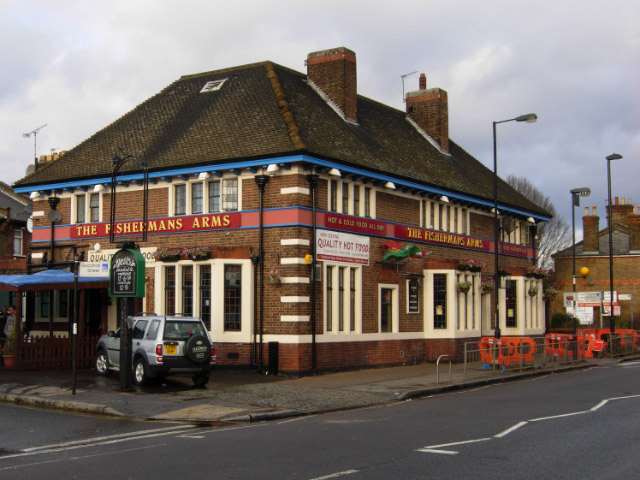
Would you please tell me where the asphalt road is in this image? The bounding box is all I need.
[1,362,640,479]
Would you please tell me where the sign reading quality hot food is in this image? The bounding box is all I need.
[109,249,146,297]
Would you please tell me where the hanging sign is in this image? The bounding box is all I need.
[109,249,146,298]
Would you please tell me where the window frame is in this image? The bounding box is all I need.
[378,284,398,334]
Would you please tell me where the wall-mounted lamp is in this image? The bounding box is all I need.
[29,191,41,200]
[580,266,589,278]
[527,216,535,224]
[94,243,101,252]
[198,172,211,181]
[328,168,342,177]
[266,164,280,174]
[385,181,396,190]
[440,195,449,203]
[93,184,105,192]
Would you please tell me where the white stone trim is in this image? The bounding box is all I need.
[281,277,309,284]
[281,257,307,265]
[281,296,310,303]
[281,238,310,246]
[281,186,309,195]
[281,315,309,322]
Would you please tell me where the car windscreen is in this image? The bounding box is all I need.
[163,321,206,340]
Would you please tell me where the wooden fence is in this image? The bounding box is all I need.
[15,335,99,369]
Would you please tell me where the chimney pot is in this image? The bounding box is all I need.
[419,73,426,90]
[584,207,589,216]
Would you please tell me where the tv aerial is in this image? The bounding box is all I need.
[23,124,48,163]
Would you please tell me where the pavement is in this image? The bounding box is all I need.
[0,356,628,424]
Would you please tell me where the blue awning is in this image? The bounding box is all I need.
[0,269,108,291]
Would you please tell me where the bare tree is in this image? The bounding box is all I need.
[506,175,571,270]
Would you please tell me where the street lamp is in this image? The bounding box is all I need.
[606,153,623,336]
[570,187,591,337]
[493,113,537,338]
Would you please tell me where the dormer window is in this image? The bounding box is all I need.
[200,79,228,93]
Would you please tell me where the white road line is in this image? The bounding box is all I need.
[590,400,608,412]
[1,429,194,460]
[417,437,491,454]
[21,424,194,452]
[419,394,640,456]
[495,421,528,438]
[621,362,640,367]
[529,411,588,422]
[1,444,163,472]
[419,448,458,455]
[309,469,360,479]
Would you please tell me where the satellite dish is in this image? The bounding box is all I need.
[25,164,35,176]
[26,218,33,233]
[47,210,62,223]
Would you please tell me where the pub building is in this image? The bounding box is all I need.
[14,47,550,374]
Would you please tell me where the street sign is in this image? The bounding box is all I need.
[619,294,632,301]
[603,305,621,316]
[79,262,109,278]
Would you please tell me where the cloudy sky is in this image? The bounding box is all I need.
[1,0,638,236]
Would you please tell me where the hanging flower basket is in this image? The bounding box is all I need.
[528,287,539,297]
[153,248,183,262]
[481,280,495,294]
[267,265,282,285]
[184,245,211,261]
[457,282,472,293]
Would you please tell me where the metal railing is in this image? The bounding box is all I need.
[436,354,451,384]
[463,336,586,377]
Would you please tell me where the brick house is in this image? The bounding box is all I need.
[14,47,549,374]
[551,197,640,329]
[0,182,32,307]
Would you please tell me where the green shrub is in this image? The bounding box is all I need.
[551,313,577,328]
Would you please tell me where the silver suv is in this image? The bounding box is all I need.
[95,314,216,387]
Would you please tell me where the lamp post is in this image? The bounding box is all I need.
[606,153,623,336]
[493,113,537,338]
[570,187,591,337]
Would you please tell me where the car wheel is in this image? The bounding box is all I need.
[192,373,209,388]
[95,350,111,376]
[185,335,211,364]
[133,357,149,386]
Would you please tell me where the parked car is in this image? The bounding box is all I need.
[95,314,216,387]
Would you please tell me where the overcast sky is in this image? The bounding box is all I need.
[1,0,638,237]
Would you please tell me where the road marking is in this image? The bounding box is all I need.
[529,411,588,422]
[21,425,194,452]
[417,437,491,454]
[1,444,163,472]
[418,394,640,455]
[2,427,195,460]
[309,469,359,479]
[495,421,527,438]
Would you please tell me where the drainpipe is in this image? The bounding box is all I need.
[307,174,319,374]
[254,175,270,373]
[48,195,60,267]
[251,253,259,368]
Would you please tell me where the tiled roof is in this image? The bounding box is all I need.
[0,182,31,222]
[554,224,630,257]
[15,61,549,217]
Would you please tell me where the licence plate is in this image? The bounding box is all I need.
[164,344,178,355]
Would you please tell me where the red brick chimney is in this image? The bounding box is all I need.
[582,206,600,254]
[607,196,634,228]
[307,47,357,122]
[629,205,640,254]
[406,73,449,152]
